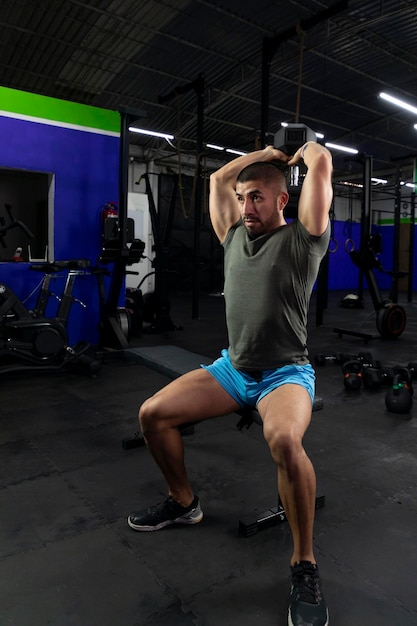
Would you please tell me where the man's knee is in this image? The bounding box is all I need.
[264,427,303,467]
[138,395,167,433]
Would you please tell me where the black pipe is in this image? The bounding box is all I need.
[391,167,402,304]
[192,73,205,320]
[407,191,415,303]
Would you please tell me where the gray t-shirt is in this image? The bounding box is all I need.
[222,219,330,370]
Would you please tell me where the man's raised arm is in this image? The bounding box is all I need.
[287,142,333,237]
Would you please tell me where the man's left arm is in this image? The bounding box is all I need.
[287,142,333,236]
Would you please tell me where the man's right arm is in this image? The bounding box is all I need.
[209,146,288,243]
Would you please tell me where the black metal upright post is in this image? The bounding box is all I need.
[192,73,205,319]
[408,190,415,303]
[392,166,402,304]
[159,73,205,320]
[106,106,147,313]
[357,154,373,303]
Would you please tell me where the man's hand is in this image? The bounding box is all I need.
[264,145,291,164]
[286,141,315,166]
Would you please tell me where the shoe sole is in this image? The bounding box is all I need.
[288,607,329,626]
[127,511,204,532]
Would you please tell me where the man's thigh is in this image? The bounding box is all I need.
[257,383,313,439]
[146,368,242,427]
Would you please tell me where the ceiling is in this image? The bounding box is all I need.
[1,0,417,184]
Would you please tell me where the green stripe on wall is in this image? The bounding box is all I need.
[378,218,414,225]
[0,86,119,133]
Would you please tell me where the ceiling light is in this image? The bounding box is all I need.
[129,127,174,140]
[379,92,417,116]
[325,142,358,154]
[414,124,417,130]
[226,148,247,156]
[206,143,225,151]
[371,177,388,185]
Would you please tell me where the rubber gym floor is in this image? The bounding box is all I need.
[1,291,417,626]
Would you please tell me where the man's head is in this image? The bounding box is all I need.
[235,161,289,238]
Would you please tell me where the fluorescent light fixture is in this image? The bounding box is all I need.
[338,181,363,188]
[206,143,225,151]
[226,148,247,156]
[379,92,417,116]
[129,127,174,140]
[414,124,417,130]
[371,177,388,185]
[325,142,358,154]
[402,182,416,188]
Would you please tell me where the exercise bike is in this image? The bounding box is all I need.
[0,259,101,376]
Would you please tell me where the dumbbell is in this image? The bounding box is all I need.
[362,366,395,391]
[315,353,344,366]
[342,360,363,390]
[406,362,417,380]
[385,368,413,414]
[362,367,382,391]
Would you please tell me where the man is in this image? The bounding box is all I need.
[128,140,333,626]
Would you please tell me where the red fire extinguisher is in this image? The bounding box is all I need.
[101,202,118,223]
[101,202,119,244]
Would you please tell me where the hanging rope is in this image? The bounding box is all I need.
[294,23,306,123]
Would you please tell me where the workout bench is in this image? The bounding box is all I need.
[124,345,325,536]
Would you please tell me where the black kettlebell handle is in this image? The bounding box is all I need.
[342,360,363,375]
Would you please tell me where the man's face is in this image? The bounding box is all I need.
[235,179,287,238]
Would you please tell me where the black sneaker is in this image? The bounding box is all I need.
[128,496,203,531]
[288,561,329,626]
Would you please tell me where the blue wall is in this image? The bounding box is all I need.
[327,220,417,294]
[0,115,119,345]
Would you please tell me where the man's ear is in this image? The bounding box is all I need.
[278,191,289,212]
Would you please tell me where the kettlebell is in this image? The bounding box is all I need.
[342,360,363,390]
[385,370,413,414]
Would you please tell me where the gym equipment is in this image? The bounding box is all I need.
[315,352,359,366]
[97,106,147,350]
[159,73,205,320]
[362,366,396,391]
[406,362,417,380]
[259,0,348,148]
[123,345,326,536]
[0,259,101,376]
[342,360,363,390]
[140,174,180,332]
[334,154,407,341]
[385,370,413,414]
[0,203,34,259]
[335,237,407,341]
[238,491,325,538]
[273,123,317,218]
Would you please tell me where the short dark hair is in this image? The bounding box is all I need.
[236,161,288,192]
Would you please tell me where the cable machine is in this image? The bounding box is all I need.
[334,154,407,341]
[98,106,147,349]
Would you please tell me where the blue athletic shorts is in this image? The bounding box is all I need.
[201,349,315,408]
